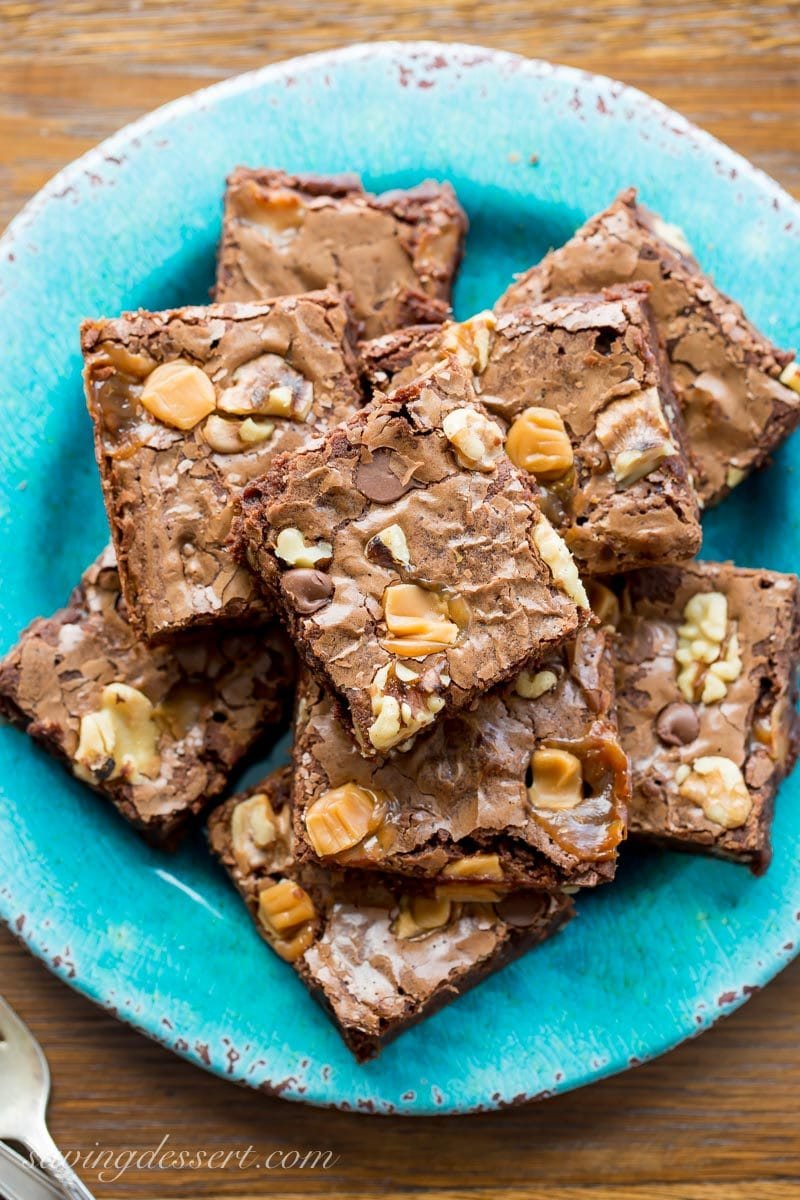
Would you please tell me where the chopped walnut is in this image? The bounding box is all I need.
[275,527,333,568]
[218,354,313,421]
[515,669,558,699]
[595,387,677,486]
[779,361,800,394]
[532,515,589,608]
[676,756,752,829]
[367,523,411,569]
[74,683,160,785]
[675,591,742,704]
[440,311,496,373]
[366,660,446,750]
[441,405,505,472]
[231,792,291,875]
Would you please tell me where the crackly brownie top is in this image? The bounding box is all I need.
[208,766,572,1054]
[497,187,800,506]
[215,168,468,339]
[0,549,294,840]
[291,622,629,889]
[235,357,591,755]
[361,287,702,574]
[615,561,800,861]
[82,289,362,640]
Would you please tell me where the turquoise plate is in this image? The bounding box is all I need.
[1,42,799,1115]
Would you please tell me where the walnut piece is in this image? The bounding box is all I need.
[531,515,589,608]
[74,683,159,785]
[440,311,495,373]
[676,756,752,829]
[381,583,460,657]
[505,406,574,480]
[257,879,316,962]
[304,783,384,857]
[366,662,445,751]
[140,360,216,430]
[595,387,677,486]
[675,591,742,704]
[442,405,504,472]
[650,215,694,258]
[231,792,291,875]
[275,527,333,568]
[391,895,453,941]
[515,669,558,699]
[368,523,411,569]
[218,354,313,421]
[779,361,800,394]
[527,747,583,812]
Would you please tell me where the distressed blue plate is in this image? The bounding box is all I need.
[1,42,799,1115]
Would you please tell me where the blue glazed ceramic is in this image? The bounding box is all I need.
[1,42,799,1115]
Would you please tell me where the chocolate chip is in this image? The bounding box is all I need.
[494,892,547,928]
[355,450,413,503]
[656,701,699,747]
[280,568,334,614]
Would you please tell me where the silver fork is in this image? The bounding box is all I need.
[0,995,95,1199]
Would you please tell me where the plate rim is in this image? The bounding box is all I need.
[2,38,800,1115]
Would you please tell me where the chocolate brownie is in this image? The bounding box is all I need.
[235,357,591,755]
[291,620,629,890]
[497,188,800,507]
[215,169,467,339]
[615,561,800,873]
[208,766,573,1061]
[360,287,702,574]
[81,290,362,641]
[0,549,295,846]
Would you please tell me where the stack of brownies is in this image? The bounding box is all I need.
[3,171,800,1060]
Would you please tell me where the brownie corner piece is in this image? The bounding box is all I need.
[615,560,800,872]
[236,356,592,755]
[0,548,295,846]
[81,289,362,641]
[215,167,468,338]
[207,764,574,1060]
[498,187,800,507]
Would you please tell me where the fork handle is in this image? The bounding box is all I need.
[26,1127,96,1200]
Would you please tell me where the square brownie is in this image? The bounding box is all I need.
[82,289,362,641]
[497,188,800,507]
[215,169,467,338]
[235,357,592,755]
[291,620,629,890]
[0,549,295,846]
[361,286,702,574]
[615,561,800,873]
[208,765,573,1061]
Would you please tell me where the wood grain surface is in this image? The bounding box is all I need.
[1,2,798,1198]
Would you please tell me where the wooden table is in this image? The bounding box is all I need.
[1,3,798,1197]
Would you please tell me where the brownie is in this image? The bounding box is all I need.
[234,357,592,755]
[208,766,573,1061]
[215,169,468,339]
[360,286,702,574]
[496,188,800,507]
[81,289,362,641]
[0,548,295,847]
[291,620,629,890]
[615,561,800,873]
